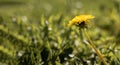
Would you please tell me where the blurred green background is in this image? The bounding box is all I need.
[0,0,120,65]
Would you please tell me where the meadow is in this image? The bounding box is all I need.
[0,0,120,65]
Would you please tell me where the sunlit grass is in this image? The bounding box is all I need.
[0,0,120,65]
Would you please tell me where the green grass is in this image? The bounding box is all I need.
[0,0,120,65]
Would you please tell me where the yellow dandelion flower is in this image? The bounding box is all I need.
[68,15,95,27]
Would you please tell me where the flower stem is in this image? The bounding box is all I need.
[82,28,108,65]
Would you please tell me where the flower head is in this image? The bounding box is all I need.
[68,15,94,27]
